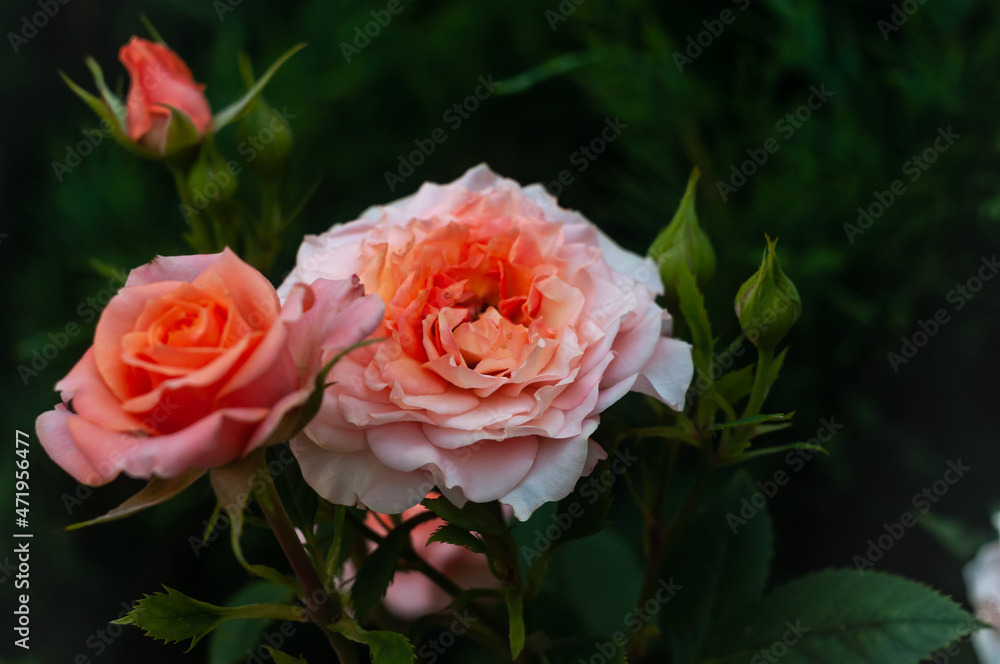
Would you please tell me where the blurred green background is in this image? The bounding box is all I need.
[1,0,999,662]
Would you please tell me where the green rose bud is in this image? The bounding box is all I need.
[237,96,293,180]
[186,137,238,216]
[649,168,716,306]
[735,235,801,349]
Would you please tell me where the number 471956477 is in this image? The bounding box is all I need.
[15,431,29,520]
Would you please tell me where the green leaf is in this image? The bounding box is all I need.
[531,528,645,636]
[265,648,308,664]
[66,469,204,530]
[209,580,296,664]
[660,471,773,664]
[351,515,426,619]
[713,412,793,430]
[676,261,713,376]
[496,51,600,95]
[213,43,307,131]
[699,570,983,664]
[506,588,526,660]
[426,524,486,554]
[421,496,507,536]
[113,586,305,652]
[333,616,416,664]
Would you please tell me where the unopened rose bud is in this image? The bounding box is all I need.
[649,168,716,304]
[735,235,801,349]
[237,96,293,180]
[119,37,212,155]
[186,138,238,215]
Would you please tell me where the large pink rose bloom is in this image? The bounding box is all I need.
[36,249,384,485]
[280,165,693,519]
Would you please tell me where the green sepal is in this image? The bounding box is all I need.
[265,648,308,664]
[209,451,301,593]
[506,587,526,660]
[66,468,204,530]
[676,260,714,378]
[161,104,205,157]
[213,43,307,131]
[713,412,793,431]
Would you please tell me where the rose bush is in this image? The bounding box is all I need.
[280,165,694,519]
[120,36,213,153]
[36,248,384,485]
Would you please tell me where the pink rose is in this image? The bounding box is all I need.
[36,249,384,485]
[280,165,693,519]
[349,503,503,620]
[964,515,1000,663]
[119,37,213,154]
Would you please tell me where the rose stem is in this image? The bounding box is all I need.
[257,462,357,664]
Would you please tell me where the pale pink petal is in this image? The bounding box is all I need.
[500,418,600,520]
[631,337,694,410]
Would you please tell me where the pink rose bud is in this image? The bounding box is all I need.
[119,37,213,154]
[35,249,385,485]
